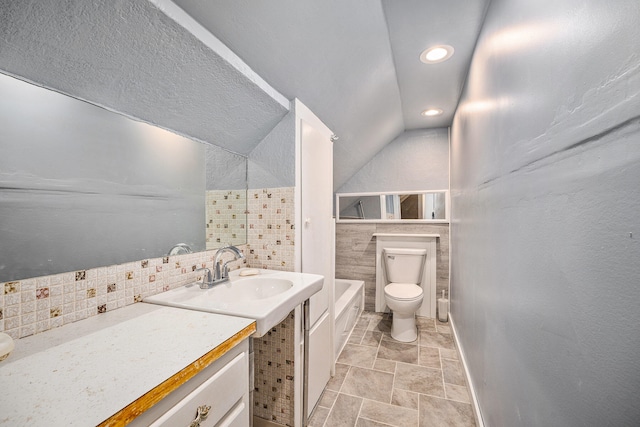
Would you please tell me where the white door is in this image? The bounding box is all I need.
[300,119,333,325]
[294,99,334,421]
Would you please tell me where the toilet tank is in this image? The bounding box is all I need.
[383,248,427,284]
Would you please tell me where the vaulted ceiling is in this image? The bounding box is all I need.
[0,0,488,189]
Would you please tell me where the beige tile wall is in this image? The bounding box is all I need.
[246,187,295,271]
[335,223,450,311]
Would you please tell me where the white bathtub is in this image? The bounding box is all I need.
[334,278,364,360]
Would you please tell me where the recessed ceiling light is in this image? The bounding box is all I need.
[421,108,443,117]
[420,45,454,64]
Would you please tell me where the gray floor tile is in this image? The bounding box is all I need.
[391,388,420,410]
[394,362,445,397]
[359,398,419,427]
[337,344,378,368]
[419,346,441,369]
[356,418,391,427]
[368,316,392,333]
[308,405,330,427]
[419,330,454,349]
[355,317,371,329]
[442,358,465,386]
[445,383,471,404]
[341,366,394,403]
[378,338,419,364]
[318,389,338,408]
[416,316,436,332]
[326,363,350,391]
[439,348,458,360]
[325,393,363,427]
[327,312,476,427]
[419,394,476,427]
[361,330,383,347]
[359,311,384,321]
[437,324,452,334]
[348,328,367,345]
[373,358,396,373]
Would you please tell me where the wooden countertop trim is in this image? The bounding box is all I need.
[98,321,256,427]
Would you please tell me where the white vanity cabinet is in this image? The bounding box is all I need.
[130,339,250,427]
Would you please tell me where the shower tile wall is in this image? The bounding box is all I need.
[335,223,449,311]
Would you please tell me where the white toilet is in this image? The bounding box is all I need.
[383,247,427,342]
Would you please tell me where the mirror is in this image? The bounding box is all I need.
[336,191,448,222]
[335,195,382,220]
[205,146,247,249]
[0,73,247,283]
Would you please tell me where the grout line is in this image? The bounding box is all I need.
[354,396,365,427]
[440,348,448,400]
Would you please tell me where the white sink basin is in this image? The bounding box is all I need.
[143,269,324,337]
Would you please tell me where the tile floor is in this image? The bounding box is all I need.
[309,311,476,427]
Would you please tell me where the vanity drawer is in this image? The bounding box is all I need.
[150,351,248,427]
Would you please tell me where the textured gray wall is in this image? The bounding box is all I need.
[0,74,205,282]
[248,110,295,189]
[338,128,449,193]
[205,144,246,191]
[450,0,640,425]
[0,0,288,156]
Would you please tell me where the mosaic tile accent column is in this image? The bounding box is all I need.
[246,187,295,271]
[253,311,296,426]
[246,187,298,426]
[205,189,247,250]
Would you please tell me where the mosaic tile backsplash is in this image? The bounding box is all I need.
[0,249,247,339]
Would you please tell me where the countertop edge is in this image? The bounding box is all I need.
[98,321,256,426]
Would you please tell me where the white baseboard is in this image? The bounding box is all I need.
[449,313,485,427]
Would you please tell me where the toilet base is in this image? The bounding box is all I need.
[390,311,418,342]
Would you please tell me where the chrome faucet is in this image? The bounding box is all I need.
[212,245,245,284]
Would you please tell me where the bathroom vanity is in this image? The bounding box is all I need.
[0,304,255,426]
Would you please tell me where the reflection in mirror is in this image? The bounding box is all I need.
[336,191,448,222]
[205,145,247,249]
[337,195,382,220]
[0,73,246,282]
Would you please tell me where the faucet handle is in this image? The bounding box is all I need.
[195,267,212,288]
[222,263,230,279]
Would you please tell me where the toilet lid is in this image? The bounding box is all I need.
[385,283,423,300]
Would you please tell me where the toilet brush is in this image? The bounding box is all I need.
[437,290,448,322]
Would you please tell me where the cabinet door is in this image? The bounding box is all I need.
[150,352,248,426]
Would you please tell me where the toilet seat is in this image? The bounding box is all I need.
[385,283,423,301]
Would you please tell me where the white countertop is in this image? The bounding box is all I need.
[0,303,255,426]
